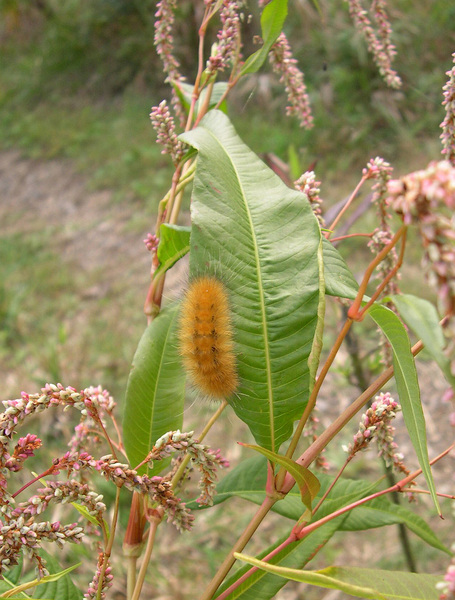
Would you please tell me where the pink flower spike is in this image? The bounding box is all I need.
[269,33,313,129]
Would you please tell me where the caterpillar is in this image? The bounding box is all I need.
[179,275,238,399]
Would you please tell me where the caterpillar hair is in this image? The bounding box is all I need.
[179,275,238,399]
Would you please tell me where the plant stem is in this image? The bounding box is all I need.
[383,464,417,572]
[296,441,455,540]
[280,338,424,494]
[277,318,353,487]
[327,174,368,235]
[348,225,406,320]
[311,456,351,516]
[198,496,278,600]
[130,509,164,600]
[97,486,121,600]
[216,532,298,600]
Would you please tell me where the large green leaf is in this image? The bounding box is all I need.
[123,305,186,476]
[389,294,455,387]
[180,111,321,452]
[368,304,440,514]
[241,0,288,75]
[322,236,359,299]
[233,558,442,600]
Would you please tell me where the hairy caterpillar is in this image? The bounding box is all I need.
[179,276,238,399]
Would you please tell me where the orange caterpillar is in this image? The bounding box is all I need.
[179,276,238,399]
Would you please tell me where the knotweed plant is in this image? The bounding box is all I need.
[1,2,455,600]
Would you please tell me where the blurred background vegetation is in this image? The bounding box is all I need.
[0,2,454,596]
[1,0,454,201]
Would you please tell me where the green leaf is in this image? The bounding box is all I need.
[368,304,440,514]
[242,444,320,509]
[233,558,442,600]
[322,236,359,299]
[3,552,80,600]
[123,305,186,476]
[217,520,343,599]
[71,502,109,536]
[180,111,321,452]
[389,294,455,387]
[190,456,447,553]
[241,0,288,75]
[153,223,191,282]
[188,457,374,522]
[342,497,450,554]
[174,81,229,114]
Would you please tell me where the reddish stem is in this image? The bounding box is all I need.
[12,465,55,498]
[326,175,368,236]
[348,225,406,320]
[295,442,455,539]
[330,232,374,242]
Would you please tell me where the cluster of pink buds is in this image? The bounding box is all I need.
[84,553,113,600]
[344,392,400,457]
[144,233,160,253]
[154,0,180,84]
[295,171,324,226]
[440,52,455,166]
[150,100,185,165]
[95,454,194,531]
[3,434,41,472]
[12,480,106,522]
[0,384,114,444]
[1,517,84,576]
[345,0,401,89]
[387,160,455,373]
[207,0,242,74]
[150,430,229,506]
[268,33,313,129]
[437,545,455,599]
[365,157,400,332]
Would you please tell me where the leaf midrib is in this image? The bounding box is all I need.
[204,127,275,451]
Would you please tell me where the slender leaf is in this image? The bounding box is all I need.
[322,236,359,299]
[241,0,288,75]
[217,520,343,599]
[153,223,191,282]
[123,305,186,476]
[389,294,455,387]
[368,304,440,514]
[181,110,321,451]
[233,558,441,600]
[242,444,320,509]
[308,238,326,386]
[71,502,108,536]
[3,553,80,600]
